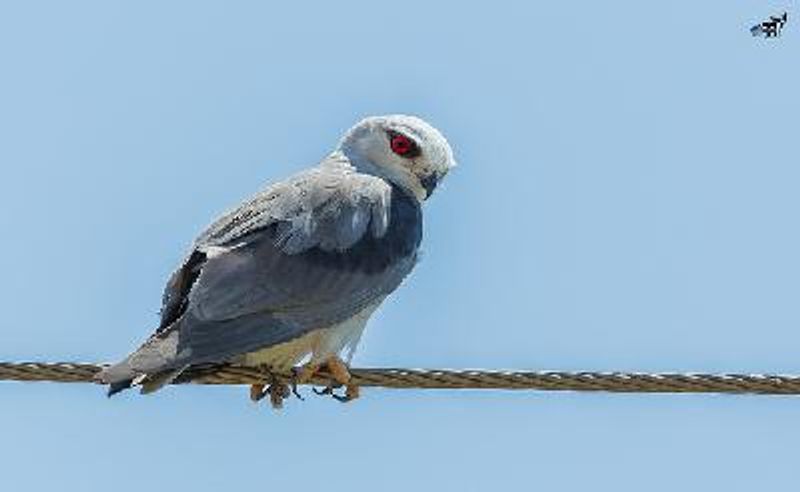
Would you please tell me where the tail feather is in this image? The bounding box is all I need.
[139,367,188,394]
[102,368,187,396]
[107,379,134,397]
[99,328,182,396]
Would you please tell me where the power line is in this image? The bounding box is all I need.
[3,361,800,396]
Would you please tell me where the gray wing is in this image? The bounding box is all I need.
[101,155,422,384]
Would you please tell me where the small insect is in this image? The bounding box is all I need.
[751,11,788,38]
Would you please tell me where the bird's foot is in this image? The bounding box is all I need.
[312,384,359,403]
[249,367,291,409]
[297,357,359,403]
[250,383,266,402]
[326,357,359,402]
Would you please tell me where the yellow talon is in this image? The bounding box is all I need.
[294,357,360,402]
[249,369,290,409]
[250,383,266,402]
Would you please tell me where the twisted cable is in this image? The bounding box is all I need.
[3,362,800,395]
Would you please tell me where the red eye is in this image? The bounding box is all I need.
[388,132,419,158]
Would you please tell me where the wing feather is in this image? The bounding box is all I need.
[101,154,422,383]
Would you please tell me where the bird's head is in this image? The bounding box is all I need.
[338,115,456,202]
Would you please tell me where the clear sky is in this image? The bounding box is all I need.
[0,1,798,490]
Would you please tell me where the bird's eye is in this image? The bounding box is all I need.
[388,131,420,158]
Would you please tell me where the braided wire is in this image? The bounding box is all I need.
[3,361,800,395]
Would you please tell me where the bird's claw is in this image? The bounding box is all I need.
[301,357,360,403]
[252,358,360,406]
[311,383,351,402]
[266,381,291,409]
[313,385,337,396]
[250,383,267,402]
[331,389,358,403]
[250,366,292,409]
[289,367,305,401]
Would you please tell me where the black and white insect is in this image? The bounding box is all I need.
[751,12,788,38]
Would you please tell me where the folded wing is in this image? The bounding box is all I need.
[101,155,422,386]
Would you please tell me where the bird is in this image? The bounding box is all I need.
[97,114,456,406]
[751,11,788,37]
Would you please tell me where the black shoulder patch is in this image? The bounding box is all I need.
[158,249,207,331]
[292,185,422,274]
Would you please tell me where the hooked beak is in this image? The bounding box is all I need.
[420,173,440,199]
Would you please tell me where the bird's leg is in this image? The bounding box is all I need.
[249,366,290,409]
[266,376,291,409]
[294,361,321,385]
[298,362,339,395]
[250,383,267,402]
[325,357,359,402]
[249,365,273,402]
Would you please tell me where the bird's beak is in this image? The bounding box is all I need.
[420,172,440,199]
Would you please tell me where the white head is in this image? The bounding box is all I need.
[338,115,456,202]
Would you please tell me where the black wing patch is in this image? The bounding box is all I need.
[299,185,422,274]
[158,249,207,331]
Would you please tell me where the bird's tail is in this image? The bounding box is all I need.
[95,361,137,396]
[107,378,134,396]
[98,363,187,397]
[96,328,183,396]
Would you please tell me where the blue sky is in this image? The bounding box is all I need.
[1,1,798,490]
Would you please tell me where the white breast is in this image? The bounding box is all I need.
[241,299,384,369]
